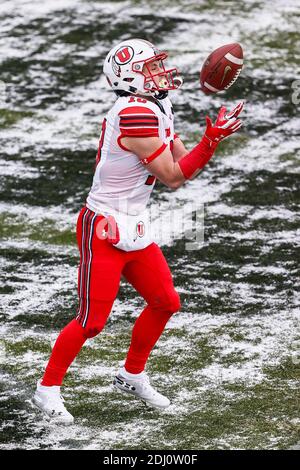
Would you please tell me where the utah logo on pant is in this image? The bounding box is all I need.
[136,221,145,237]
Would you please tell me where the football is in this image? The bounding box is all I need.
[200,43,243,94]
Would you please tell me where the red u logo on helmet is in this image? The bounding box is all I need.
[115,46,134,65]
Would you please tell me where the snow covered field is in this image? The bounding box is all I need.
[0,0,299,449]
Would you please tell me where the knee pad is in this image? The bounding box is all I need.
[151,287,181,315]
[79,299,113,338]
[167,290,181,314]
[83,324,104,339]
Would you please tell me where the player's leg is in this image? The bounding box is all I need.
[113,242,181,408]
[41,207,124,385]
[33,208,125,422]
[123,242,181,373]
[75,208,125,338]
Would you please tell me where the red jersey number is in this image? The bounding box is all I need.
[128,97,147,104]
[145,175,156,186]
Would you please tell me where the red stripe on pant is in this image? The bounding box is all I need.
[76,207,89,319]
[76,207,90,322]
[77,208,96,326]
[82,212,97,328]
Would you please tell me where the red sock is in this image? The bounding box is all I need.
[124,305,173,374]
[41,319,87,386]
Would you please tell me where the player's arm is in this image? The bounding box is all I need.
[122,101,244,189]
[171,134,189,162]
[121,136,186,189]
[171,135,203,179]
[122,133,215,189]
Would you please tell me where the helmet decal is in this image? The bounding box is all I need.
[112,57,121,77]
[114,46,134,65]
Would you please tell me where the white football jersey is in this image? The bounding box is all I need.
[86,94,175,216]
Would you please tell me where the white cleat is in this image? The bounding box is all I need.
[113,369,170,409]
[32,379,74,425]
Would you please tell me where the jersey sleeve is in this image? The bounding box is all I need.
[118,106,159,138]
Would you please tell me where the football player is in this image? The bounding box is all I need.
[33,39,244,424]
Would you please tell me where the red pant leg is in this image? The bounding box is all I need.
[41,208,126,386]
[76,207,126,337]
[122,242,181,373]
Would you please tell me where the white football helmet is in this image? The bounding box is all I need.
[103,38,183,97]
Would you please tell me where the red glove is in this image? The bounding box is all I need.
[205,101,244,144]
[178,101,244,179]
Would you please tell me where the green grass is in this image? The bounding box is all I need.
[2,317,299,449]
[3,337,51,356]
[0,212,76,245]
[0,108,34,128]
